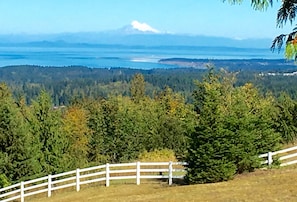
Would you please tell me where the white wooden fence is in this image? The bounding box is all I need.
[0,161,186,202]
[259,145,297,166]
[2,146,297,202]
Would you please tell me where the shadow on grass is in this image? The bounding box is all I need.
[157,177,187,186]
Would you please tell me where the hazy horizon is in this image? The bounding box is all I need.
[0,1,293,39]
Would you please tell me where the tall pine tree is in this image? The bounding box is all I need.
[0,84,41,186]
[185,67,281,184]
[28,90,69,174]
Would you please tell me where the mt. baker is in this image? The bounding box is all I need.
[0,21,271,48]
[118,20,161,34]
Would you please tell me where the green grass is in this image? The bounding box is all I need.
[28,167,297,202]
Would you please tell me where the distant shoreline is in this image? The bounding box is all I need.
[158,58,295,71]
[0,44,283,69]
[1,58,296,72]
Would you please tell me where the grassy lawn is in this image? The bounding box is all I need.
[27,167,297,202]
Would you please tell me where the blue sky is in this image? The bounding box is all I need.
[0,0,293,39]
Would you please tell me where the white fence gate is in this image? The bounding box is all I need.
[0,161,186,202]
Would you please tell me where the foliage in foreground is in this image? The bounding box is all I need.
[0,74,196,187]
[185,68,281,184]
[2,69,297,188]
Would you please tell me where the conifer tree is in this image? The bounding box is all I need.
[273,92,297,143]
[0,84,41,186]
[130,73,146,102]
[185,67,281,184]
[86,98,120,163]
[29,90,68,174]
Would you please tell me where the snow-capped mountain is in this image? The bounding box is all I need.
[0,21,272,48]
[131,20,160,33]
[118,20,161,34]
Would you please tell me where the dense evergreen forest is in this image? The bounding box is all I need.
[1,62,297,105]
[2,64,297,187]
[0,65,205,105]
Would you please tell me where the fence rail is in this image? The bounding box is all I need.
[0,161,187,202]
[259,145,297,166]
[2,145,297,202]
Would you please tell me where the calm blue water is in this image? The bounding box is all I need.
[0,45,283,69]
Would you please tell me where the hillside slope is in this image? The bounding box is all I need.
[30,168,297,202]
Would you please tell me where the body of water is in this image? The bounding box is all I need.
[0,45,283,69]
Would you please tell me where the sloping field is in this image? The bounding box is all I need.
[29,167,297,202]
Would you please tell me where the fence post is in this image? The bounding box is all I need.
[48,175,52,197]
[268,152,273,167]
[136,161,141,185]
[168,161,173,185]
[20,181,24,202]
[76,168,80,192]
[106,163,110,187]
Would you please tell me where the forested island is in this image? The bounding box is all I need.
[158,58,296,70]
